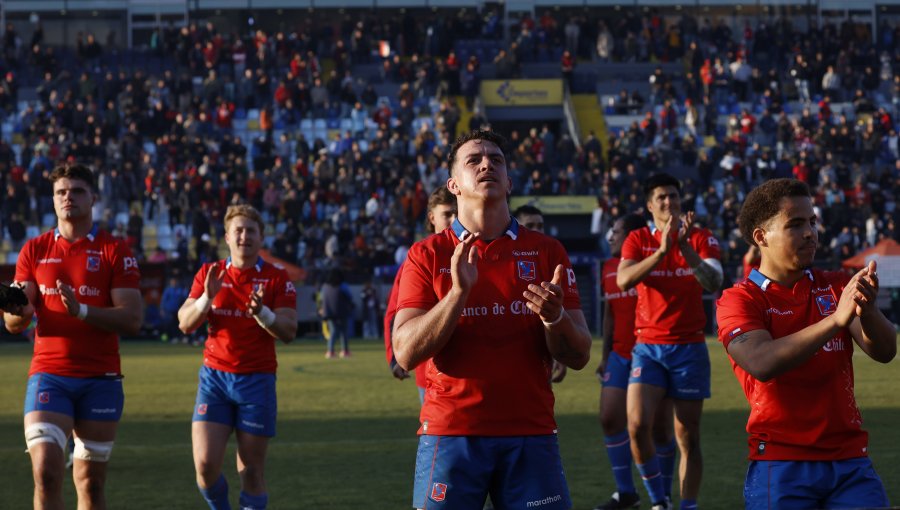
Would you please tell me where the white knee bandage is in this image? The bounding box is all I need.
[73,437,114,463]
[24,422,68,452]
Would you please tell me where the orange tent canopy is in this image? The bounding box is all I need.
[259,249,307,282]
[841,239,900,268]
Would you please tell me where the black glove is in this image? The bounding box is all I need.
[0,282,28,309]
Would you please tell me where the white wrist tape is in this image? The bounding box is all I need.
[542,306,565,327]
[77,303,88,321]
[194,294,210,313]
[254,306,276,328]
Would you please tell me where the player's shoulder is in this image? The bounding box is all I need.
[409,229,455,257]
[623,226,652,244]
[691,226,719,243]
[517,227,564,249]
[718,278,761,305]
[812,268,851,287]
[94,228,122,244]
[21,229,52,250]
[261,259,290,279]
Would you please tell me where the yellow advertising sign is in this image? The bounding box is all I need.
[509,196,597,215]
[481,79,564,107]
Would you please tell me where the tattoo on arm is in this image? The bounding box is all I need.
[730,332,751,345]
[693,261,723,292]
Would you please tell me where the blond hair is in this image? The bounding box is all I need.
[224,204,265,233]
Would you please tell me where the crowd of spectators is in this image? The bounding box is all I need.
[0,8,897,288]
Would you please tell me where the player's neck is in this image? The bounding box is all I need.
[457,203,510,241]
[56,218,94,242]
[650,216,667,233]
[229,254,257,270]
[758,259,805,287]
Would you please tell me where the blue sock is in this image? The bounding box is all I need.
[680,498,697,510]
[656,439,677,497]
[198,474,231,510]
[604,432,636,494]
[239,491,268,510]
[636,457,667,505]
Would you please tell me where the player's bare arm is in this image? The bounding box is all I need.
[727,267,877,381]
[675,212,723,292]
[178,262,226,333]
[616,216,672,291]
[393,233,480,370]
[247,284,298,343]
[1,281,36,334]
[57,279,143,336]
[847,261,896,363]
[523,264,591,370]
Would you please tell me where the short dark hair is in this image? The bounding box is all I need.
[620,213,648,234]
[447,129,508,176]
[738,178,811,246]
[643,172,681,198]
[513,204,543,218]
[49,163,95,192]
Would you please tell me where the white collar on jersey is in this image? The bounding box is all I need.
[748,268,814,291]
[54,223,98,242]
[450,217,520,242]
[225,256,264,272]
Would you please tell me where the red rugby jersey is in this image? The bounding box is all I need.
[601,257,638,359]
[620,225,720,344]
[397,218,581,436]
[190,257,296,374]
[16,225,141,377]
[717,268,868,461]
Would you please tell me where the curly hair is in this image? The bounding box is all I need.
[738,178,811,246]
[447,129,508,176]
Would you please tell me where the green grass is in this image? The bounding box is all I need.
[1,337,899,508]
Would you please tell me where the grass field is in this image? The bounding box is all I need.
[1,336,899,509]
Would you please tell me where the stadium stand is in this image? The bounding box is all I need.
[0,3,896,326]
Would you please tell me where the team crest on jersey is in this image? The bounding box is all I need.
[631,367,642,378]
[602,371,611,383]
[38,392,50,404]
[197,404,208,415]
[815,294,837,316]
[430,482,448,502]
[517,260,536,281]
[86,256,101,272]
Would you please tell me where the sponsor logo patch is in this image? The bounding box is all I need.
[430,482,447,502]
[815,294,837,316]
[517,260,536,281]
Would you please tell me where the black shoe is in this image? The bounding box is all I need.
[593,491,641,510]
